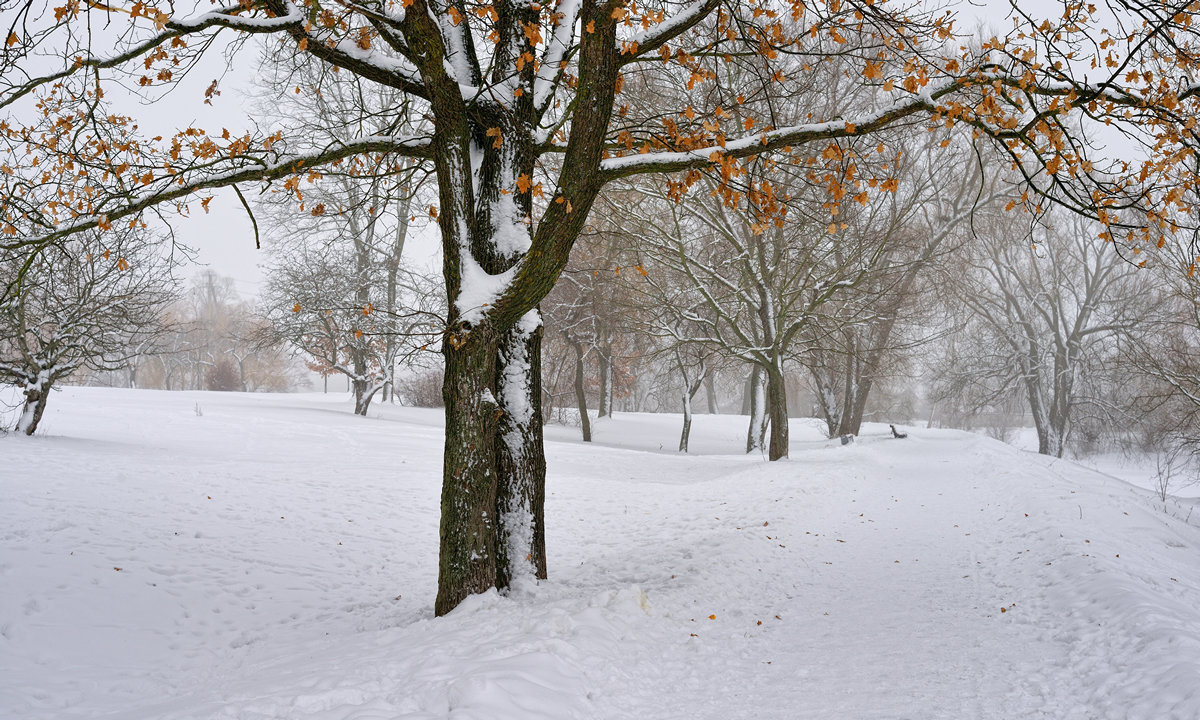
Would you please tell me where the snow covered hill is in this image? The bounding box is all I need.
[3,388,1199,719]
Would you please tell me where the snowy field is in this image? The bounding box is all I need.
[3,387,1200,719]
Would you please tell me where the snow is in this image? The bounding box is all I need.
[455,245,517,325]
[622,0,712,47]
[534,0,582,111]
[4,387,1200,718]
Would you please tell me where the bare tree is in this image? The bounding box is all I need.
[0,229,177,434]
[933,211,1150,457]
[804,139,1012,437]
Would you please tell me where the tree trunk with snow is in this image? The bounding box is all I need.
[353,378,381,416]
[495,318,548,588]
[705,372,719,414]
[746,365,768,454]
[17,384,50,436]
[680,392,694,453]
[679,363,706,453]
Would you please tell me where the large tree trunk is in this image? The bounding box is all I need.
[705,371,719,414]
[17,383,50,436]
[436,326,503,616]
[766,363,789,460]
[495,316,547,588]
[429,0,620,616]
[571,338,592,442]
[436,318,549,614]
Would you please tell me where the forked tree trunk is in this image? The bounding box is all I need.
[353,379,381,416]
[436,318,549,614]
[841,373,875,437]
[17,384,50,436]
[429,1,621,616]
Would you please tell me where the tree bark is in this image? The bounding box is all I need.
[495,316,547,588]
[436,326,503,616]
[705,371,719,414]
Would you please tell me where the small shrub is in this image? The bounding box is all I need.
[397,369,444,407]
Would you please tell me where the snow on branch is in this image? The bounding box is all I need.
[169,4,305,31]
[534,0,583,112]
[599,77,963,178]
[620,0,720,58]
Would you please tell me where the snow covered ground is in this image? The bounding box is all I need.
[3,387,1200,719]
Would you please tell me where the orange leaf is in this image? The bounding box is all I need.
[6,32,18,47]
[292,303,301,312]
[486,127,503,148]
